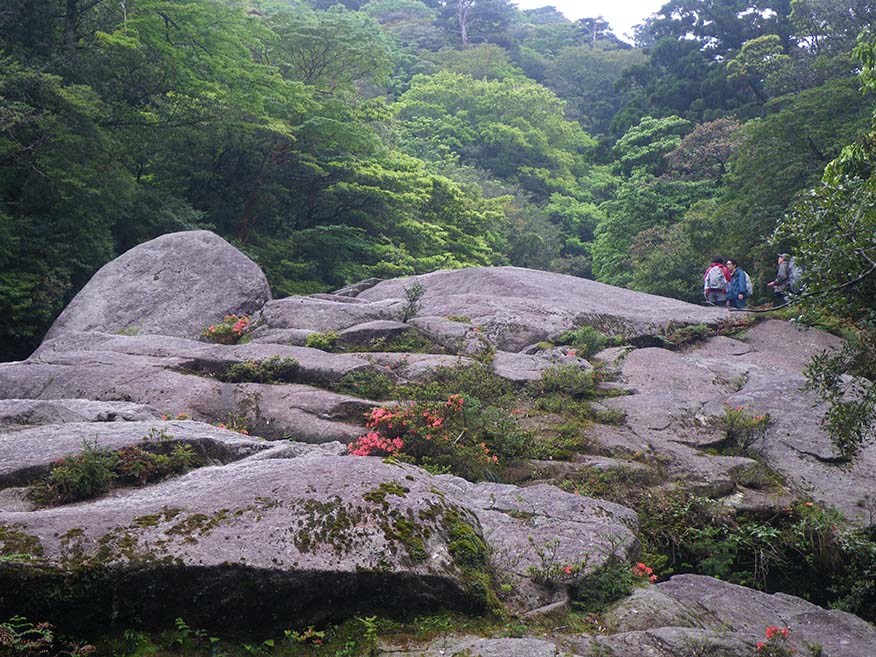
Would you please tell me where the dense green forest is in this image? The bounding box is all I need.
[1,0,875,396]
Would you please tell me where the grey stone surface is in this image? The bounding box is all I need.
[386,636,573,657]
[491,351,553,383]
[0,458,487,631]
[337,320,420,348]
[357,267,730,351]
[0,399,161,429]
[654,574,876,657]
[437,477,639,611]
[44,231,270,341]
[585,320,876,522]
[248,327,317,346]
[258,295,404,332]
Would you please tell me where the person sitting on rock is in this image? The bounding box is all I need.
[725,258,752,309]
[767,253,790,303]
[703,255,730,305]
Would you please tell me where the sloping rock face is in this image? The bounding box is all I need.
[593,320,876,522]
[44,231,270,341]
[355,267,729,351]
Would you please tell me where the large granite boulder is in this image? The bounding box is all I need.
[355,267,730,351]
[44,231,270,341]
[0,453,636,634]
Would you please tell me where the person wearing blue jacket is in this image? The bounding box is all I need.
[725,258,751,308]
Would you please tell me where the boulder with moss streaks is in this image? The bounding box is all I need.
[0,456,637,635]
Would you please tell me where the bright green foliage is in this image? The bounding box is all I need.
[726,35,793,102]
[554,326,611,358]
[266,5,394,94]
[612,115,692,177]
[542,44,645,136]
[592,177,715,288]
[393,70,596,201]
[306,331,341,352]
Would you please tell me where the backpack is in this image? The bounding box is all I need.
[744,271,753,296]
[706,265,726,290]
[788,257,803,293]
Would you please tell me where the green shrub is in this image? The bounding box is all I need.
[360,329,437,354]
[402,282,425,322]
[570,553,636,612]
[532,364,595,398]
[402,361,514,407]
[661,323,712,348]
[555,326,613,358]
[30,438,203,506]
[716,404,771,455]
[201,314,251,345]
[221,356,300,384]
[634,487,876,619]
[334,369,398,400]
[348,395,530,481]
[29,441,119,505]
[306,330,340,352]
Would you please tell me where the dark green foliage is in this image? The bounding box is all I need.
[631,488,876,620]
[334,369,398,400]
[28,439,203,505]
[569,553,636,612]
[221,356,301,384]
[554,326,612,358]
[401,361,514,407]
[0,615,94,656]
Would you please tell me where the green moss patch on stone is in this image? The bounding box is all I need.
[0,523,44,561]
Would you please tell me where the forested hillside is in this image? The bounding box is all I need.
[1,0,874,363]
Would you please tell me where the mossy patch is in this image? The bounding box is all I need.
[0,523,44,560]
[363,482,410,507]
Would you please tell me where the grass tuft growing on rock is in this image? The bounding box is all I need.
[220,356,301,384]
[28,438,204,506]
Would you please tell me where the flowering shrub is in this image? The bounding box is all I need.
[632,561,658,583]
[348,432,404,456]
[348,395,527,480]
[755,625,794,655]
[201,314,250,345]
[719,404,771,454]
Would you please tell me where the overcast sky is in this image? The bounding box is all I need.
[512,0,667,42]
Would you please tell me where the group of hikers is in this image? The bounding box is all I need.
[703,253,797,308]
